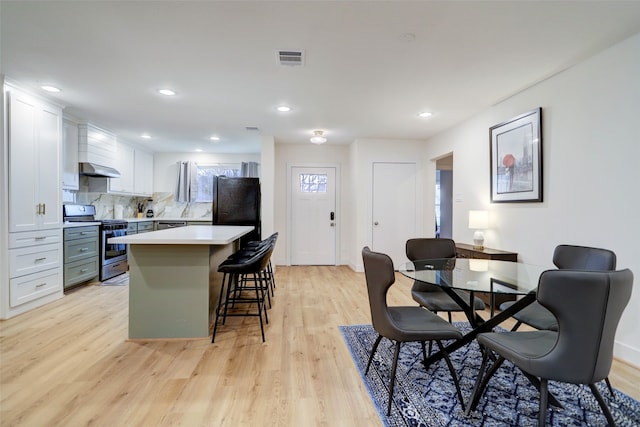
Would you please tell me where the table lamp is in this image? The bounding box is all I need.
[468,210,489,250]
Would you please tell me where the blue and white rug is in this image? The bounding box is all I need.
[340,323,640,427]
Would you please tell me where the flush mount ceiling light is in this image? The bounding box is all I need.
[157,88,176,96]
[310,130,327,144]
[41,85,61,93]
[277,105,292,112]
[141,134,152,139]
[418,111,433,118]
[209,136,220,141]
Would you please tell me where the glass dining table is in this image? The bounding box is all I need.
[398,257,550,367]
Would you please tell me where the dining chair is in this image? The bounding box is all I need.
[499,244,617,394]
[407,238,485,322]
[501,244,617,331]
[468,268,633,426]
[362,246,464,415]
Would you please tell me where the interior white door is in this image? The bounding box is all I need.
[291,167,336,265]
[372,162,417,268]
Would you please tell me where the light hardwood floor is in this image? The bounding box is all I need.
[1,266,638,426]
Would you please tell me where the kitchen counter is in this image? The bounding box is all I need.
[63,221,102,228]
[108,225,250,245]
[124,217,212,223]
[108,225,253,340]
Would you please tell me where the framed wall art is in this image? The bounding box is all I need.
[490,108,542,203]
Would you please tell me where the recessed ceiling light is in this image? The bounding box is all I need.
[209,136,220,141]
[195,149,203,152]
[277,105,292,112]
[41,85,61,93]
[418,111,433,118]
[141,134,151,139]
[158,89,176,96]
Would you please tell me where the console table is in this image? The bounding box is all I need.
[455,243,518,310]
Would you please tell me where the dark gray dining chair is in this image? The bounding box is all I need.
[407,238,485,322]
[500,244,617,331]
[362,246,464,416]
[499,244,617,393]
[468,268,633,426]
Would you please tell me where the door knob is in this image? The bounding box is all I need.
[374,221,379,226]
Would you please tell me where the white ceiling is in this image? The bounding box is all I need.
[3,1,640,154]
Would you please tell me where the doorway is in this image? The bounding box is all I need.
[436,155,453,239]
[289,166,337,265]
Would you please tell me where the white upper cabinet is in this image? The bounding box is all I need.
[134,149,154,196]
[62,118,79,190]
[8,88,62,232]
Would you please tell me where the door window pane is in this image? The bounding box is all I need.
[300,174,327,193]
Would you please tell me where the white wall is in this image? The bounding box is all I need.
[153,152,261,193]
[423,33,640,366]
[273,143,351,266]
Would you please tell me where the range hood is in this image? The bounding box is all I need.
[79,162,121,178]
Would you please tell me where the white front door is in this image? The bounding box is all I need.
[372,162,417,268]
[290,167,337,265]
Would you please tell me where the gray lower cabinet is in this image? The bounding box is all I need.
[137,221,154,233]
[63,226,99,289]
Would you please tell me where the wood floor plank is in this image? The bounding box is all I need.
[0,265,637,427]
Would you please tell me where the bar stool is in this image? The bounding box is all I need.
[211,242,274,343]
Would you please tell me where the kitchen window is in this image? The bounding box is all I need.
[196,164,241,202]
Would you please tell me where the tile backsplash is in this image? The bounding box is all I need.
[72,191,212,220]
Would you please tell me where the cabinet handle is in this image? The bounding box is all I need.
[35,236,47,240]
[43,203,46,215]
[80,248,89,252]
[36,283,47,288]
[80,268,89,273]
[35,257,47,262]
[80,232,88,235]
[36,204,41,215]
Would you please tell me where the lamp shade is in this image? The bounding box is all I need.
[468,210,489,229]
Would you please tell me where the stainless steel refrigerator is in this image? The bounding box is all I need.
[211,176,261,246]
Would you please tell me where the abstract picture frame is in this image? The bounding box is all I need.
[490,108,542,203]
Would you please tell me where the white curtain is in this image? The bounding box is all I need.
[175,161,198,202]
[241,161,259,177]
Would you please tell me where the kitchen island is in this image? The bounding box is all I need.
[109,225,253,339]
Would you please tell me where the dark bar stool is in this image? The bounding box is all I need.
[211,241,275,343]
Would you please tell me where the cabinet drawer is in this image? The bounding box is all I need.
[64,237,99,263]
[127,222,138,233]
[137,222,154,233]
[9,229,62,249]
[10,268,62,307]
[64,226,99,241]
[9,243,62,278]
[64,258,99,287]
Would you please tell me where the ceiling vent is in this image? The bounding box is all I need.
[245,126,260,131]
[278,50,304,66]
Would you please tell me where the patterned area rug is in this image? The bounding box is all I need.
[97,272,129,286]
[340,323,640,427]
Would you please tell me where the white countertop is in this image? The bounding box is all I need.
[125,217,212,223]
[63,221,101,228]
[108,225,253,245]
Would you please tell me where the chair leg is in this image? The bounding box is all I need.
[420,341,427,363]
[212,272,229,343]
[539,378,548,426]
[510,320,523,331]
[387,341,402,416]
[436,340,464,408]
[589,383,616,426]
[466,346,490,415]
[604,377,615,398]
[447,312,452,323]
[365,334,383,375]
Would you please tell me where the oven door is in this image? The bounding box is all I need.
[102,228,127,264]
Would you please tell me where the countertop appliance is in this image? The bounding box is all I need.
[211,176,261,246]
[63,204,128,281]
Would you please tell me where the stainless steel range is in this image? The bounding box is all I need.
[63,204,128,281]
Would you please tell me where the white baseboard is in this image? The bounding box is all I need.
[614,340,640,368]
